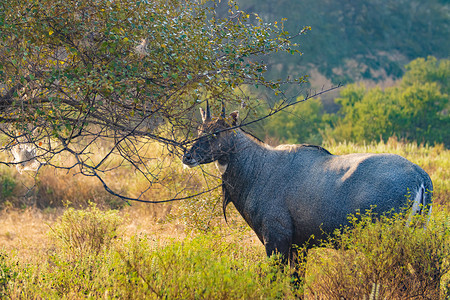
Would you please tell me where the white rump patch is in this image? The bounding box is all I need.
[407,184,431,227]
[410,184,424,216]
[215,161,228,175]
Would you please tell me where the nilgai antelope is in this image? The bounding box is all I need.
[182,105,433,262]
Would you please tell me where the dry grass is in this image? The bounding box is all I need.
[0,208,56,262]
[0,204,261,264]
[0,138,448,298]
[0,138,448,249]
[0,207,179,260]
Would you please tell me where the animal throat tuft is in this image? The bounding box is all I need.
[215,161,228,175]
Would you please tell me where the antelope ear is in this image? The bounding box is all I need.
[229,111,239,126]
[200,107,207,122]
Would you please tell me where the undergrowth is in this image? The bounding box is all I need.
[48,204,123,258]
[1,205,299,299]
[304,208,450,299]
[0,140,448,298]
[0,204,448,299]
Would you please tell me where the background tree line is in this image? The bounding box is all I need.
[260,57,450,147]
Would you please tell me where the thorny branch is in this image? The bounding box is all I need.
[0,0,337,205]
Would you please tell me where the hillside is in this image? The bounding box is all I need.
[230,0,449,87]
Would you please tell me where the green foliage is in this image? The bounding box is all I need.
[0,174,16,200]
[305,209,450,299]
[0,0,306,143]
[0,0,309,201]
[402,56,450,95]
[43,250,119,298]
[264,98,328,144]
[118,233,298,299]
[332,57,449,146]
[48,203,123,257]
[1,200,450,298]
[263,57,450,147]
[3,215,299,298]
[0,253,17,298]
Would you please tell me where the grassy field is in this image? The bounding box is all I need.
[0,139,448,299]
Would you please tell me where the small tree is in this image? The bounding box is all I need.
[0,0,312,202]
[331,57,449,146]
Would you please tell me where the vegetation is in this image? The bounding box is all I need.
[0,187,448,298]
[263,57,450,147]
[0,204,299,299]
[0,0,307,201]
[234,0,449,85]
[264,98,326,145]
[0,0,449,298]
[305,209,450,299]
[48,204,123,257]
[0,141,448,298]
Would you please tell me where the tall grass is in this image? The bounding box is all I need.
[304,209,450,299]
[0,139,209,214]
[1,205,299,299]
[0,139,448,298]
[0,138,448,210]
[1,203,448,299]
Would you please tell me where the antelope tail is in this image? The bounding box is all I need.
[408,184,433,228]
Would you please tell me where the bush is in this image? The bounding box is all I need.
[5,230,298,298]
[13,205,127,298]
[0,253,17,298]
[304,209,450,299]
[1,205,449,299]
[117,233,299,299]
[48,204,123,258]
[177,189,224,233]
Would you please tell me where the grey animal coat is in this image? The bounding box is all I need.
[182,111,433,261]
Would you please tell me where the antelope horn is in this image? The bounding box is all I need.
[206,99,211,120]
[221,100,226,119]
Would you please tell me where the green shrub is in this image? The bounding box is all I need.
[6,232,298,299]
[11,205,127,298]
[0,173,17,208]
[0,253,17,298]
[304,209,450,299]
[177,190,224,233]
[117,233,300,299]
[48,203,123,257]
[2,207,450,299]
[0,175,16,200]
